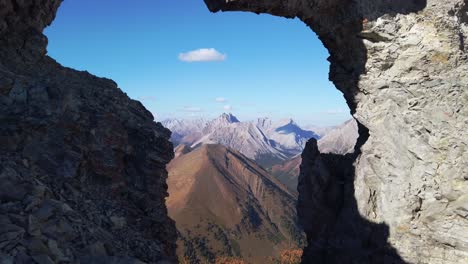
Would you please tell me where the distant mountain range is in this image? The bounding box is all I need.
[317,119,359,155]
[162,113,320,168]
[271,119,359,193]
[256,118,320,154]
[164,115,358,262]
[166,144,304,263]
[162,118,208,146]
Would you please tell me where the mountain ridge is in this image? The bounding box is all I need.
[167,144,304,263]
[164,113,322,168]
[271,119,359,193]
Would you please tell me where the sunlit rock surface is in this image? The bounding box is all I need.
[205,0,468,263]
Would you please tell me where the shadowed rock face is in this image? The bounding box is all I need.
[204,0,468,263]
[0,1,177,263]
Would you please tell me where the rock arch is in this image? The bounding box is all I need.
[203,0,468,263]
[0,0,467,263]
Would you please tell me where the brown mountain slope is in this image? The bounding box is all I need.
[167,144,304,263]
[270,155,301,194]
[174,143,192,159]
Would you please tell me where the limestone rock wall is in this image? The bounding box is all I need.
[0,0,177,263]
[204,0,468,263]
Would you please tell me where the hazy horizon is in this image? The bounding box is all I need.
[160,112,349,129]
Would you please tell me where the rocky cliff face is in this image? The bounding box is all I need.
[0,0,177,263]
[205,0,468,263]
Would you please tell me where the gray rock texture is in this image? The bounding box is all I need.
[0,0,177,263]
[204,0,468,263]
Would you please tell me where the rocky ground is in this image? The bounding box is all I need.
[0,0,177,263]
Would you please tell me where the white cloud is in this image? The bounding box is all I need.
[215,97,227,103]
[179,48,227,62]
[181,106,203,112]
[223,105,232,111]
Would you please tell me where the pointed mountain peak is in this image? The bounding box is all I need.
[276,118,299,130]
[256,117,272,125]
[257,117,271,121]
[277,118,296,127]
[217,113,240,123]
[287,118,296,125]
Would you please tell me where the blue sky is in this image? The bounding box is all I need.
[44,0,351,126]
